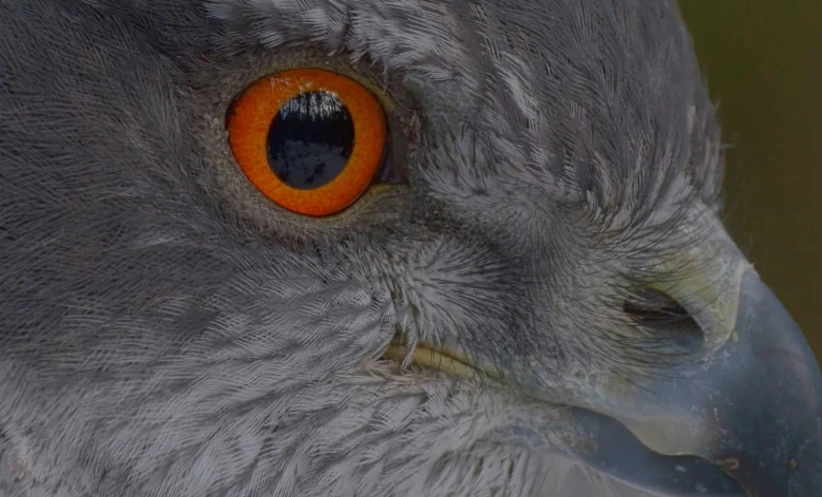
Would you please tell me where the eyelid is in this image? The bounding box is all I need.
[329,69,398,114]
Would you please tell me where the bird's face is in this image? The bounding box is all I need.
[1,1,820,496]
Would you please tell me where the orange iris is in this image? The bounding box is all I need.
[226,69,387,217]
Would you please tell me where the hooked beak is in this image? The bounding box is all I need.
[568,268,822,496]
[560,232,822,496]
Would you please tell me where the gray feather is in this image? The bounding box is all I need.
[1,1,721,495]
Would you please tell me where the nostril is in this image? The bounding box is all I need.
[623,287,689,326]
[623,287,705,350]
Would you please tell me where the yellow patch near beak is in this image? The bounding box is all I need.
[382,339,487,381]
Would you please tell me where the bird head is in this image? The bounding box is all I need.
[1,1,820,496]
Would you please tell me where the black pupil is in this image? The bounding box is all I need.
[266,90,355,190]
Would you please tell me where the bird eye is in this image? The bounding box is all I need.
[226,69,388,217]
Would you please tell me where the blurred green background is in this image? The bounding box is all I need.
[679,2,821,355]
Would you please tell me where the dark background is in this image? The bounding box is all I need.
[680,2,821,356]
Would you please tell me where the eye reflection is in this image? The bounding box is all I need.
[266,91,355,190]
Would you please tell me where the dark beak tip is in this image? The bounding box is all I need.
[719,271,822,496]
[560,271,822,497]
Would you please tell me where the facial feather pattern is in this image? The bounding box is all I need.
[1,1,724,496]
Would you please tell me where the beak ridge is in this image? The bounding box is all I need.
[706,270,822,496]
[562,270,822,497]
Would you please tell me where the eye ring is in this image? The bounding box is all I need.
[226,69,387,217]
